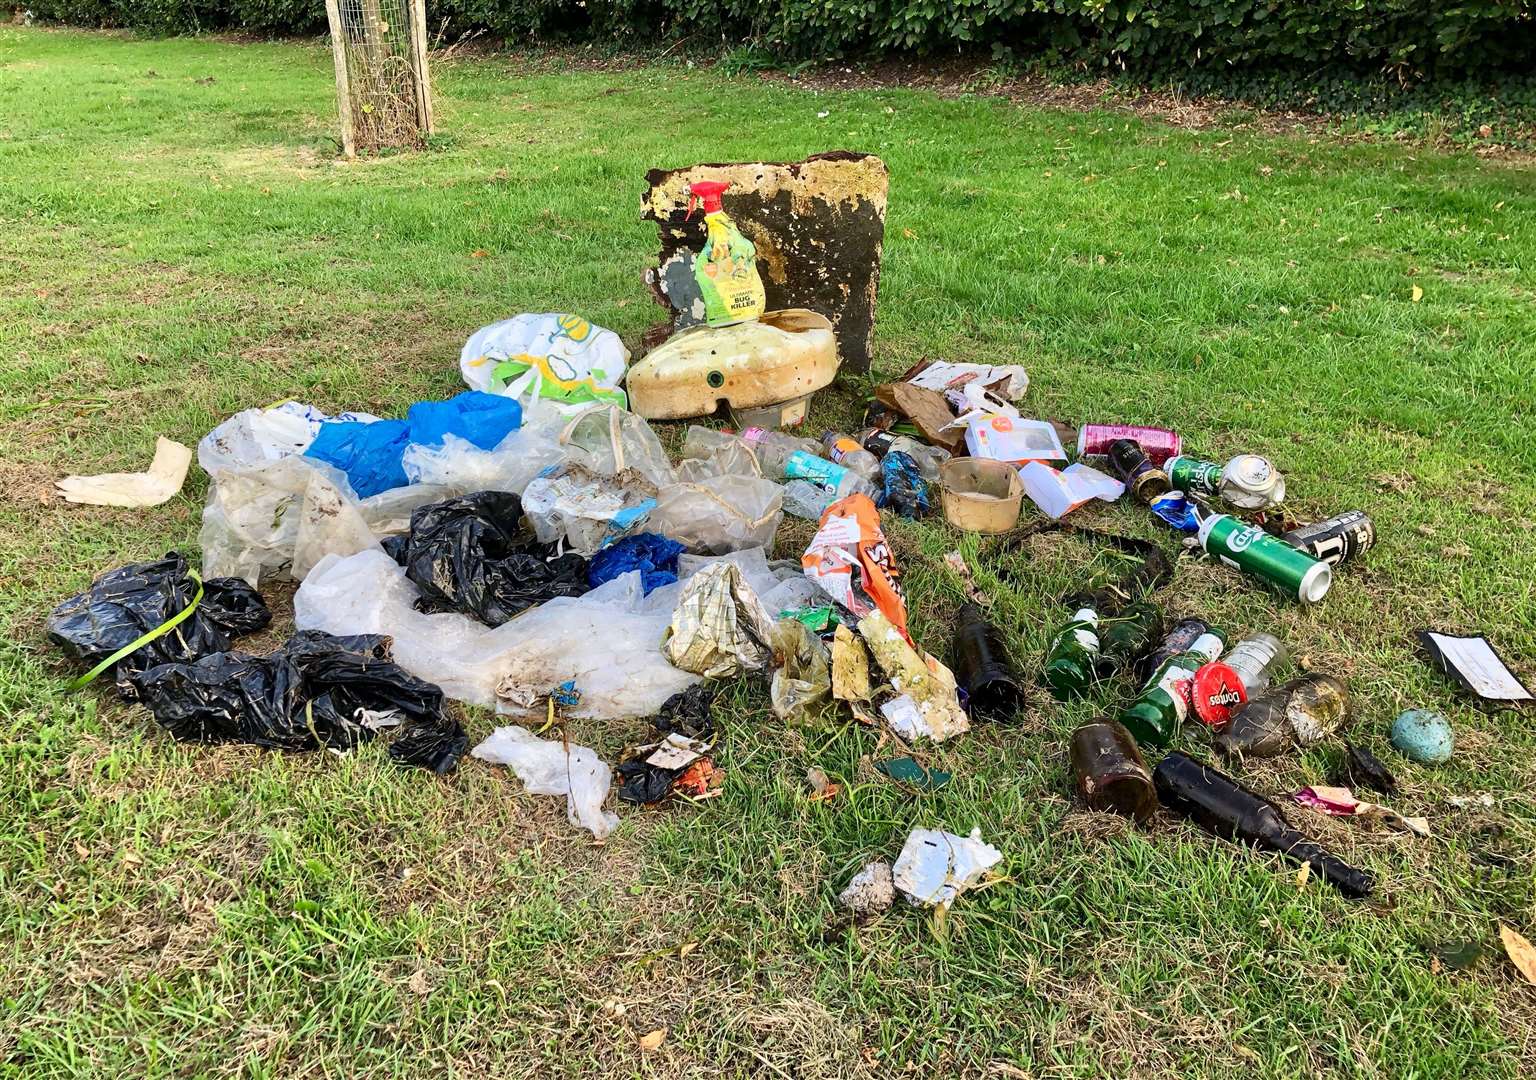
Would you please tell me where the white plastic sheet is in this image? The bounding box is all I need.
[471,725,619,839]
[199,455,449,586]
[460,313,630,413]
[295,549,699,718]
[198,401,379,477]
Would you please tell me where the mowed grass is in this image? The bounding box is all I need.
[2,24,1535,1079]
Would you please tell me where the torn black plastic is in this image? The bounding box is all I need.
[387,491,590,626]
[47,552,271,696]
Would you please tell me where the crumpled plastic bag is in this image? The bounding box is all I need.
[521,463,658,557]
[47,552,271,695]
[400,409,568,496]
[460,313,630,411]
[651,443,784,555]
[384,491,588,626]
[199,454,451,586]
[304,391,523,499]
[802,493,909,638]
[558,405,675,491]
[295,549,699,718]
[127,628,466,771]
[199,401,379,477]
[769,617,832,723]
[56,436,192,508]
[588,533,683,595]
[662,562,777,679]
[471,724,619,838]
[876,450,930,519]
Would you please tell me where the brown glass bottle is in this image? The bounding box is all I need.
[1153,751,1374,898]
[1070,721,1157,822]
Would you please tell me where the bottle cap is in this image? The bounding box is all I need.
[1192,662,1248,728]
[688,180,730,216]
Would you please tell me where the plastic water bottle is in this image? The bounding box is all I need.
[740,427,820,476]
[821,430,881,483]
[1221,633,1288,695]
[782,479,837,520]
[861,427,950,483]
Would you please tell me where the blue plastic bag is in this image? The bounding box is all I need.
[405,392,522,452]
[877,451,930,519]
[305,391,523,499]
[587,533,683,595]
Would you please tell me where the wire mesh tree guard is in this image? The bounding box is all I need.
[325,0,433,156]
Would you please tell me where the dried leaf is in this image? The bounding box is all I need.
[1295,861,1311,889]
[1500,924,1536,985]
[471,249,488,258]
[1411,284,1424,303]
[676,941,698,959]
[406,969,431,995]
[638,1028,667,1052]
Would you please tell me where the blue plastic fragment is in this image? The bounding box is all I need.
[586,532,684,595]
[877,450,930,518]
[303,390,522,498]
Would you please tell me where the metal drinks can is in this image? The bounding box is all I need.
[1198,513,1331,604]
[1218,455,1286,510]
[1165,456,1223,496]
[1283,510,1375,567]
[1077,424,1182,466]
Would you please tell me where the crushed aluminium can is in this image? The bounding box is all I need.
[1219,454,1286,510]
[1283,510,1375,567]
[1077,424,1182,466]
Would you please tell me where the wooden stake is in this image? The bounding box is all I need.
[324,0,356,158]
[409,0,434,137]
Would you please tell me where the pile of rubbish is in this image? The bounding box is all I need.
[48,172,1534,946]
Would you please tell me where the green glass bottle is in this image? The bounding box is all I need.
[1043,605,1101,700]
[1098,601,1164,672]
[1118,626,1227,747]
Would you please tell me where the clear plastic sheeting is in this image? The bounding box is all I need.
[294,549,699,719]
[559,405,675,491]
[471,725,619,839]
[521,464,657,556]
[650,474,784,555]
[400,410,568,496]
[200,455,450,586]
[198,401,380,478]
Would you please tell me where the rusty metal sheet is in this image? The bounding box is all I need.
[640,151,888,373]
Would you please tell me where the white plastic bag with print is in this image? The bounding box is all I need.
[460,313,630,411]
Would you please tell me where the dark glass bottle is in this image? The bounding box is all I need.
[1070,721,1157,822]
[1153,751,1374,898]
[951,603,1022,721]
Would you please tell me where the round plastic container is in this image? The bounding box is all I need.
[939,458,1024,534]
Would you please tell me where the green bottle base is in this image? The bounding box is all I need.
[1043,660,1093,701]
[1118,702,1175,748]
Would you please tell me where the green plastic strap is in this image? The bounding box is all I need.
[67,570,204,691]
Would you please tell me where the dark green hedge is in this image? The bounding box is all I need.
[24,0,1536,75]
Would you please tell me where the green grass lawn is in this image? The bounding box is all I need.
[3,25,1535,1079]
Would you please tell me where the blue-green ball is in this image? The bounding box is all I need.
[1390,709,1454,765]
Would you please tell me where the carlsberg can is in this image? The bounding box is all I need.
[1283,510,1375,567]
[1198,513,1332,604]
[1165,456,1223,496]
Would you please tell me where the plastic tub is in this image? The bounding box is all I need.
[939,459,1023,534]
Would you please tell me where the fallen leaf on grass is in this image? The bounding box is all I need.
[677,941,698,959]
[1295,861,1311,889]
[406,969,431,995]
[1411,285,1424,303]
[1500,924,1536,985]
[638,1028,667,1052]
[470,249,488,258]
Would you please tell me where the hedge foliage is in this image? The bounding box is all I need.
[24,0,1536,76]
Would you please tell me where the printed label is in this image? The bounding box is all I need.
[1152,663,1193,722]
[1226,525,1263,553]
[828,437,862,463]
[1187,633,1225,663]
[1070,608,1101,653]
[785,451,846,490]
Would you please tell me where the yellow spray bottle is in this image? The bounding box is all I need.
[688,180,766,327]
